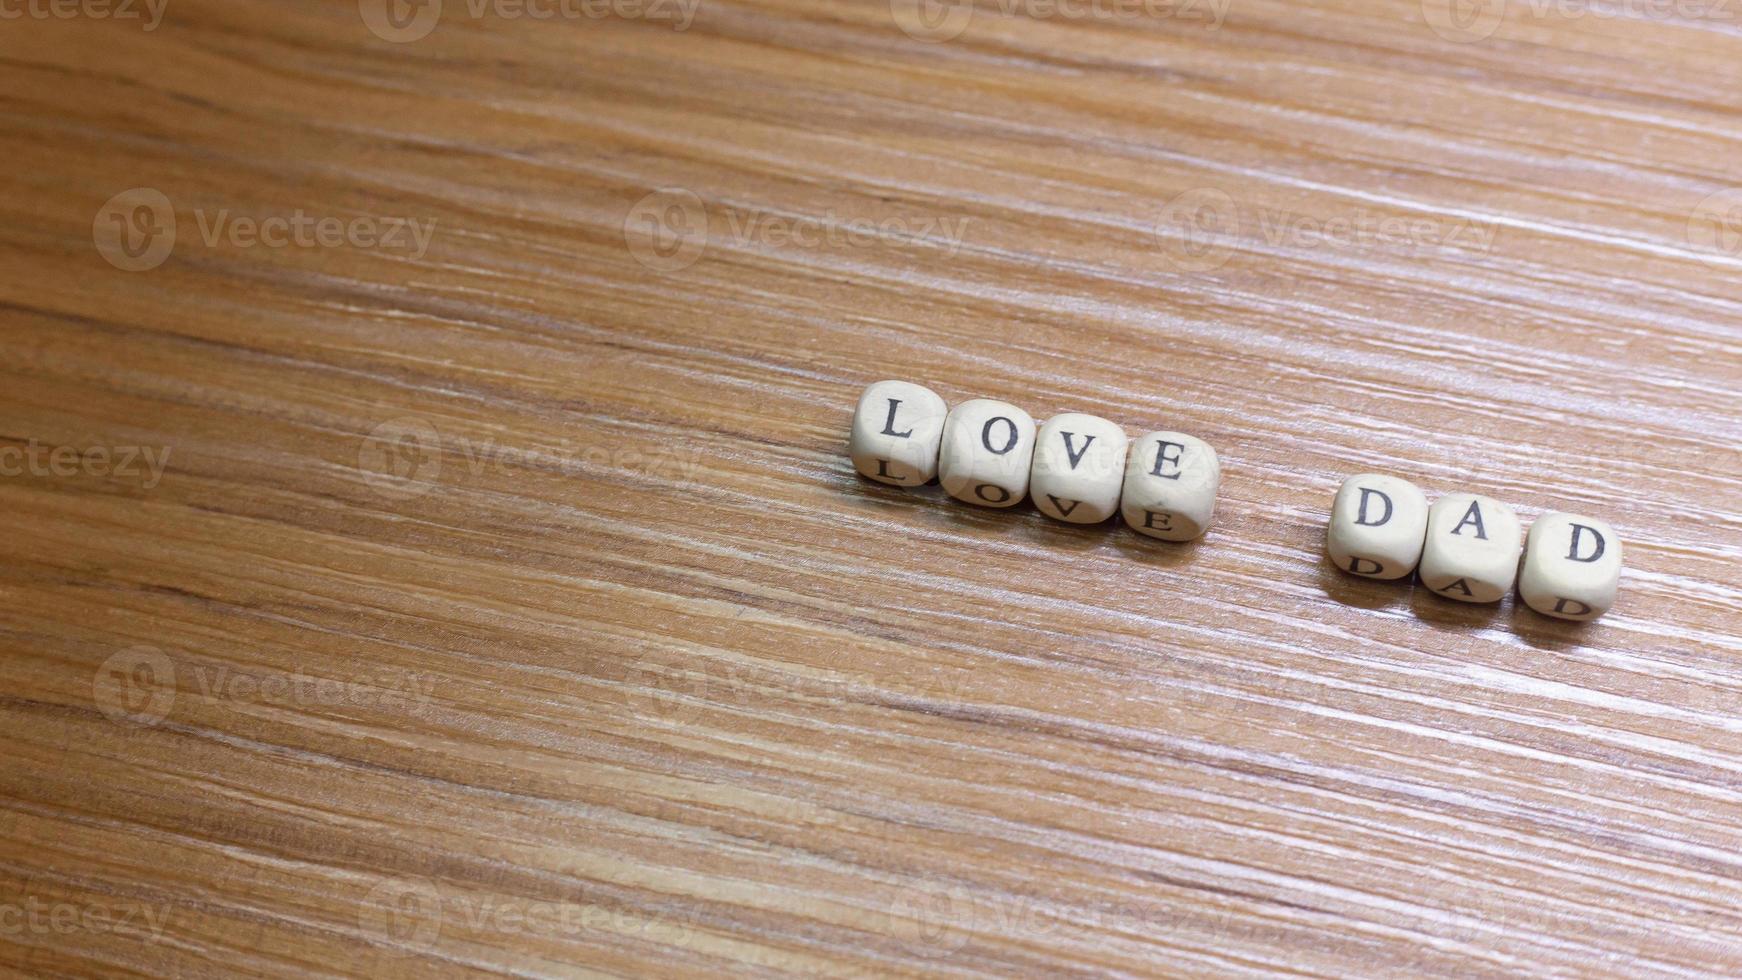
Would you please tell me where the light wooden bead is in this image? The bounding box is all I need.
[938,398,1036,508]
[847,380,948,487]
[1326,474,1429,580]
[1029,413,1129,524]
[1121,431,1220,541]
[1418,492,1523,603]
[1519,512,1622,621]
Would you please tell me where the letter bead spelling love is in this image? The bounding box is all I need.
[848,381,1220,541]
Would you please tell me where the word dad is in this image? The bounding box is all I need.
[1327,474,1622,621]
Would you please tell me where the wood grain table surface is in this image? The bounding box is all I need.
[3,0,1741,975]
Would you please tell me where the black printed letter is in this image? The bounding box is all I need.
[1149,441,1186,479]
[1451,500,1487,540]
[879,398,912,438]
[1354,488,1392,527]
[981,418,1018,455]
[1047,496,1081,517]
[1437,577,1475,597]
[974,483,1011,503]
[1060,432,1095,469]
[1566,524,1605,563]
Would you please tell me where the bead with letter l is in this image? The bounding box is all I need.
[848,380,949,486]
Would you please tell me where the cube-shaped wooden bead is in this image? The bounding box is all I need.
[1030,413,1129,524]
[847,380,948,486]
[1418,492,1522,603]
[1519,512,1621,620]
[938,398,1037,508]
[1327,474,1428,580]
[1121,431,1220,541]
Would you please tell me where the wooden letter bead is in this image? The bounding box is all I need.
[1518,512,1622,621]
[1327,474,1428,580]
[847,380,947,486]
[1030,413,1129,524]
[1121,431,1220,541]
[1418,492,1523,603]
[939,398,1036,508]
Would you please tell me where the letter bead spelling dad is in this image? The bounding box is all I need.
[1326,473,1623,620]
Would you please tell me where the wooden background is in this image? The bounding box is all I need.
[2,0,1741,974]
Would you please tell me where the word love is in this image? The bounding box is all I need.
[846,380,1220,541]
[1327,474,1623,621]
